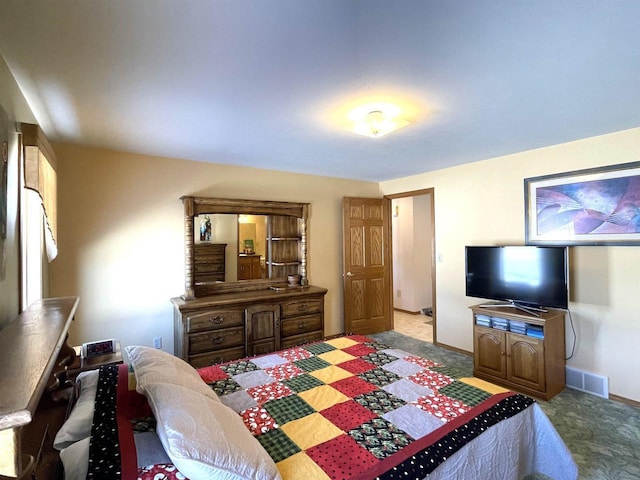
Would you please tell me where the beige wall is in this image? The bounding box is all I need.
[380,127,640,402]
[49,144,379,350]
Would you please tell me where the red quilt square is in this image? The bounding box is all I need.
[414,393,471,422]
[346,335,374,344]
[247,382,294,405]
[265,362,306,381]
[409,370,453,390]
[342,344,377,358]
[197,365,228,383]
[331,376,379,398]
[404,355,441,369]
[307,434,378,479]
[241,406,278,435]
[337,358,376,375]
[279,346,313,362]
[321,400,378,432]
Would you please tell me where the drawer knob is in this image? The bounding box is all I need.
[209,316,224,325]
[298,322,307,329]
[212,336,225,344]
[297,304,308,312]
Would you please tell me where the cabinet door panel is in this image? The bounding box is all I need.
[473,326,506,378]
[507,335,545,391]
[245,304,280,356]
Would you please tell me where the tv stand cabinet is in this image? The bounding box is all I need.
[470,303,566,400]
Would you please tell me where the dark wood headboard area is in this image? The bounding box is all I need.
[0,297,78,478]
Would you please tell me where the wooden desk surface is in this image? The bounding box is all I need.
[0,297,79,431]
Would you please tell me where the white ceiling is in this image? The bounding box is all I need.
[1,1,639,182]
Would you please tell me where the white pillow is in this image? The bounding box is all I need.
[125,345,219,402]
[145,383,281,480]
[53,370,99,450]
[59,435,90,480]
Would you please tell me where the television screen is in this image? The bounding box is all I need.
[465,246,568,309]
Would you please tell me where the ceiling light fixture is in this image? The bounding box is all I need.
[345,106,410,138]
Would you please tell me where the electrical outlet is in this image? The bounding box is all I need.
[153,336,162,349]
[397,289,401,298]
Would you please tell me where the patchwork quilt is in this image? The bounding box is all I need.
[196,335,533,479]
[88,335,557,480]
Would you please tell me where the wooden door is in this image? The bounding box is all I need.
[342,197,392,334]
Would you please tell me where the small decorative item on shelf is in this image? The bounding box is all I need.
[199,215,212,242]
[243,239,254,254]
[288,274,301,287]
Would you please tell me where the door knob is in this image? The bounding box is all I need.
[345,272,353,277]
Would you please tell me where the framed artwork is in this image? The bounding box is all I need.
[525,161,640,246]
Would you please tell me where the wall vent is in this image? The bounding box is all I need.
[565,367,609,399]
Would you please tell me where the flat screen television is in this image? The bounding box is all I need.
[465,245,568,312]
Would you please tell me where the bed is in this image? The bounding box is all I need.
[55,335,578,480]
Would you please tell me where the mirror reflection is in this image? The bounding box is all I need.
[194,214,269,282]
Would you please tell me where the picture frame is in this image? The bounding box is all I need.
[524,161,640,246]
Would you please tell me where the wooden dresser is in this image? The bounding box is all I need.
[193,243,226,295]
[171,286,327,368]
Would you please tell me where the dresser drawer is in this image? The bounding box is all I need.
[194,262,225,274]
[281,298,322,318]
[189,346,245,368]
[281,330,323,349]
[281,314,322,337]
[188,326,244,354]
[186,309,243,333]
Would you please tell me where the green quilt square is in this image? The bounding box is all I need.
[220,360,258,376]
[364,341,389,351]
[358,367,401,387]
[349,417,412,459]
[264,395,316,425]
[439,380,491,407]
[354,389,406,415]
[430,364,467,379]
[208,378,242,396]
[282,373,325,393]
[294,356,331,372]
[256,428,301,463]
[362,352,397,367]
[304,342,336,355]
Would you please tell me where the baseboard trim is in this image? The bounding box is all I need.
[433,341,472,357]
[609,393,640,409]
[394,308,420,315]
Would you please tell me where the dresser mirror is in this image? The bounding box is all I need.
[182,196,309,299]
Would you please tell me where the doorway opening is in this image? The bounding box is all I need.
[386,189,435,343]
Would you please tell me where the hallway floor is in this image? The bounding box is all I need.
[393,310,433,343]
